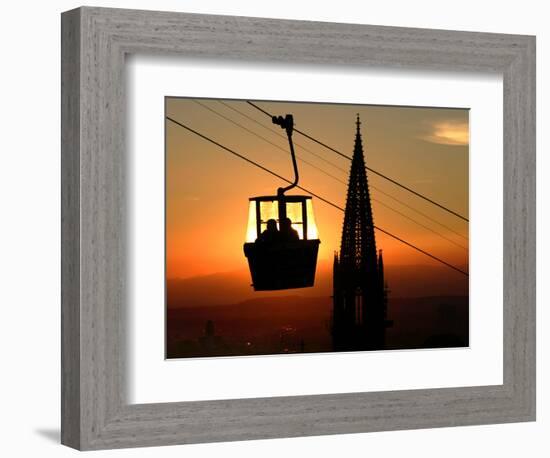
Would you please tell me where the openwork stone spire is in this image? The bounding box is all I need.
[339,115,377,274]
[332,115,390,351]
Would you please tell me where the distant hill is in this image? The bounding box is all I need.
[167,261,468,309]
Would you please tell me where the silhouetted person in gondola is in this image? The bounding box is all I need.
[280,217,300,241]
[257,218,279,243]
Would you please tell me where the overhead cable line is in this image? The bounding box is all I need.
[229,99,468,242]
[246,100,469,223]
[166,116,469,277]
[194,101,467,251]
[369,184,468,242]
[193,100,346,185]
[219,100,468,241]
[218,100,348,173]
[372,199,468,251]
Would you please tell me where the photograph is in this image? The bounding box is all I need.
[165,98,470,359]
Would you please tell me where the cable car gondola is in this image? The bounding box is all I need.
[243,114,321,291]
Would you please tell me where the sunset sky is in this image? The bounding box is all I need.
[165,98,469,285]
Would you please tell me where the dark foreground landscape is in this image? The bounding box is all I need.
[167,294,468,359]
[166,263,468,359]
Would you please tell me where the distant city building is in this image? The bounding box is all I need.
[198,320,227,355]
[332,116,390,351]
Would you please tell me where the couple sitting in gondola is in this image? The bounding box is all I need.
[257,218,299,244]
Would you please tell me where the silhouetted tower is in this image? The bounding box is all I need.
[332,115,389,351]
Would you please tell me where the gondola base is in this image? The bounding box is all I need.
[243,239,320,291]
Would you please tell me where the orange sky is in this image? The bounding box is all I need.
[166,98,469,281]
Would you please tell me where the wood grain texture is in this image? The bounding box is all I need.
[61,6,536,450]
[60,8,81,449]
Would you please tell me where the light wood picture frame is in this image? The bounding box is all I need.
[61,6,536,450]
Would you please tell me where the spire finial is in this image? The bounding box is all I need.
[356,113,361,132]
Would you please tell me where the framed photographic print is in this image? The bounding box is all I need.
[61,6,535,450]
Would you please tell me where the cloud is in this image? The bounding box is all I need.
[419,120,469,146]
